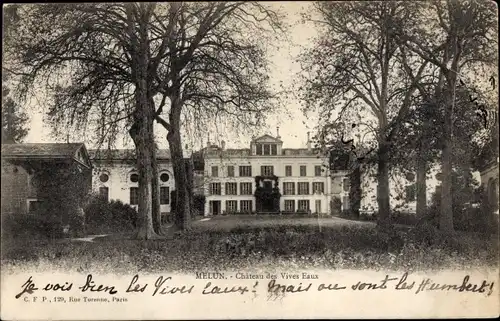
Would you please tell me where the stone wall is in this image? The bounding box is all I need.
[1,161,29,215]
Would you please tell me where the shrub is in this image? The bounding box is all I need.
[428,184,497,233]
[2,213,65,239]
[391,211,419,226]
[330,197,342,216]
[84,196,137,234]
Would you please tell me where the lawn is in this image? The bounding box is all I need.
[1,215,498,274]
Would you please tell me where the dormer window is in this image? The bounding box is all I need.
[256,143,278,156]
[256,144,263,155]
[251,134,282,156]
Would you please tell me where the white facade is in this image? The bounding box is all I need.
[89,150,175,214]
[203,134,340,215]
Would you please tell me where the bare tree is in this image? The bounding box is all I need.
[299,1,430,227]
[150,2,285,230]
[5,3,171,239]
[4,3,285,235]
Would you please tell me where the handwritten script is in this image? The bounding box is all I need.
[15,272,495,300]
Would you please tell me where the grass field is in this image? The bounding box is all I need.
[1,216,498,274]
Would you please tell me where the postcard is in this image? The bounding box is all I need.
[1,1,499,320]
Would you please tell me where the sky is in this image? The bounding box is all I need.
[22,2,319,152]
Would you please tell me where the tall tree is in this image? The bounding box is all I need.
[391,0,497,231]
[299,1,429,227]
[6,3,170,239]
[148,2,284,230]
[4,3,284,234]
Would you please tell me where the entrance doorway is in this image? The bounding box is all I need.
[315,200,322,214]
[209,200,221,215]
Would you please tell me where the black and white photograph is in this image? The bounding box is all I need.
[1,1,499,319]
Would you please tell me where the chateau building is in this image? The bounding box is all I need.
[202,133,346,215]
[89,149,175,215]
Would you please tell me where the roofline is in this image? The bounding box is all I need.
[92,157,171,161]
[204,155,326,159]
[1,155,70,160]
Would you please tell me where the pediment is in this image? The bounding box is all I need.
[253,134,282,143]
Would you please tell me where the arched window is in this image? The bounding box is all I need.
[99,173,109,183]
[160,173,170,182]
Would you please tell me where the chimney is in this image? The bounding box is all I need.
[307,131,311,151]
[276,126,281,139]
[221,140,226,151]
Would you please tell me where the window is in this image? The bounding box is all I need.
[160,187,170,204]
[283,182,295,195]
[226,200,238,213]
[284,200,295,212]
[240,182,253,195]
[130,187,139,205]
[257,143,277,156]
[256,144,263,155]
[261,166,274,176]
[209,183,221,195]
[130,173,139,183]
[298,200,310,211]
[160,173,170,182]
[27,200,43,214]
[405,184,416,202]
[227,166,234,177]
[312,182,325,194]
[240,200,252,213]
[300,165,307,176]
[239,166,252,177]
[315,165,322,176]
[298,182,309,195]
[264,144,270,155]
[225,182,237,195]
[343,178,350,192]
[285,165,292,177]
[342,195,350,210]
[99,187,109,201]
[209,201,221,215]
[99,173,109,183]
[211,166,219,177]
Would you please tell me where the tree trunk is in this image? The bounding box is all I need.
[151,142,162,234]
[132,12,158,239]
[439,85,454,232]
[133,116,157,239]
[349,165,361,219]
[377,143,391,227]
[185,158,195,219]
[416,150,427,220]
[166,115,192,231]
[440,140,454,232]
